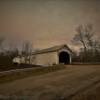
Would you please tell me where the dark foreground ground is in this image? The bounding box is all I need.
[0,65,100,100]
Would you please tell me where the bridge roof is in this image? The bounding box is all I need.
[32,44,72,55]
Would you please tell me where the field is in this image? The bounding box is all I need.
[0,65,100,100]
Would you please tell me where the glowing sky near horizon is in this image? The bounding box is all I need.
[0,0,100,49]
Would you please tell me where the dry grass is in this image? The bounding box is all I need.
[0,65,65,84]
[68,85,100,100]
[0,65,100,100]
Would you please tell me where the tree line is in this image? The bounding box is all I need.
[72,24,100,63]
[0,39,33,66]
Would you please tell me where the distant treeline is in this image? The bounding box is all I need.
[0,50,18,66]
[72,49,100,63]
[72,24,100,63]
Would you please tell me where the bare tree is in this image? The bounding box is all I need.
[22,41,33,64]
[72,24,100,62]
[0,37,5,51]
[84,24,94,49]
[84,24,100,56]
[72,24,95,50]
[72,25,87,57]
[72,24,93,62]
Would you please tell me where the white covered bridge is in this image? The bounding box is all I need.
[13,44,73,66]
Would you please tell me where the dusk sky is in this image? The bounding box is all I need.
[0,0,100,50]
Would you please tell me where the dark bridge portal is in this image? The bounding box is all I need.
[59,51,70,64]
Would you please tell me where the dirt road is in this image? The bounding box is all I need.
[0,65,100,100]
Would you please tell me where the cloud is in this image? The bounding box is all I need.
[0,0,100,49]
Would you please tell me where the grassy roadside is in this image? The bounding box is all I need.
[0,65,65,84]
[69,85,100,100]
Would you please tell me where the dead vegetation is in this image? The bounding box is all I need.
[0,65,65,84]
[0,65,100,100]
[68,84,100,100]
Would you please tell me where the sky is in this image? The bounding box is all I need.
[0,0,100,50]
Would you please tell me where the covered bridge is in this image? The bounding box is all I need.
[30,44,73,66]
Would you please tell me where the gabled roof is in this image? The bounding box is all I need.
[32,44,72,55]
